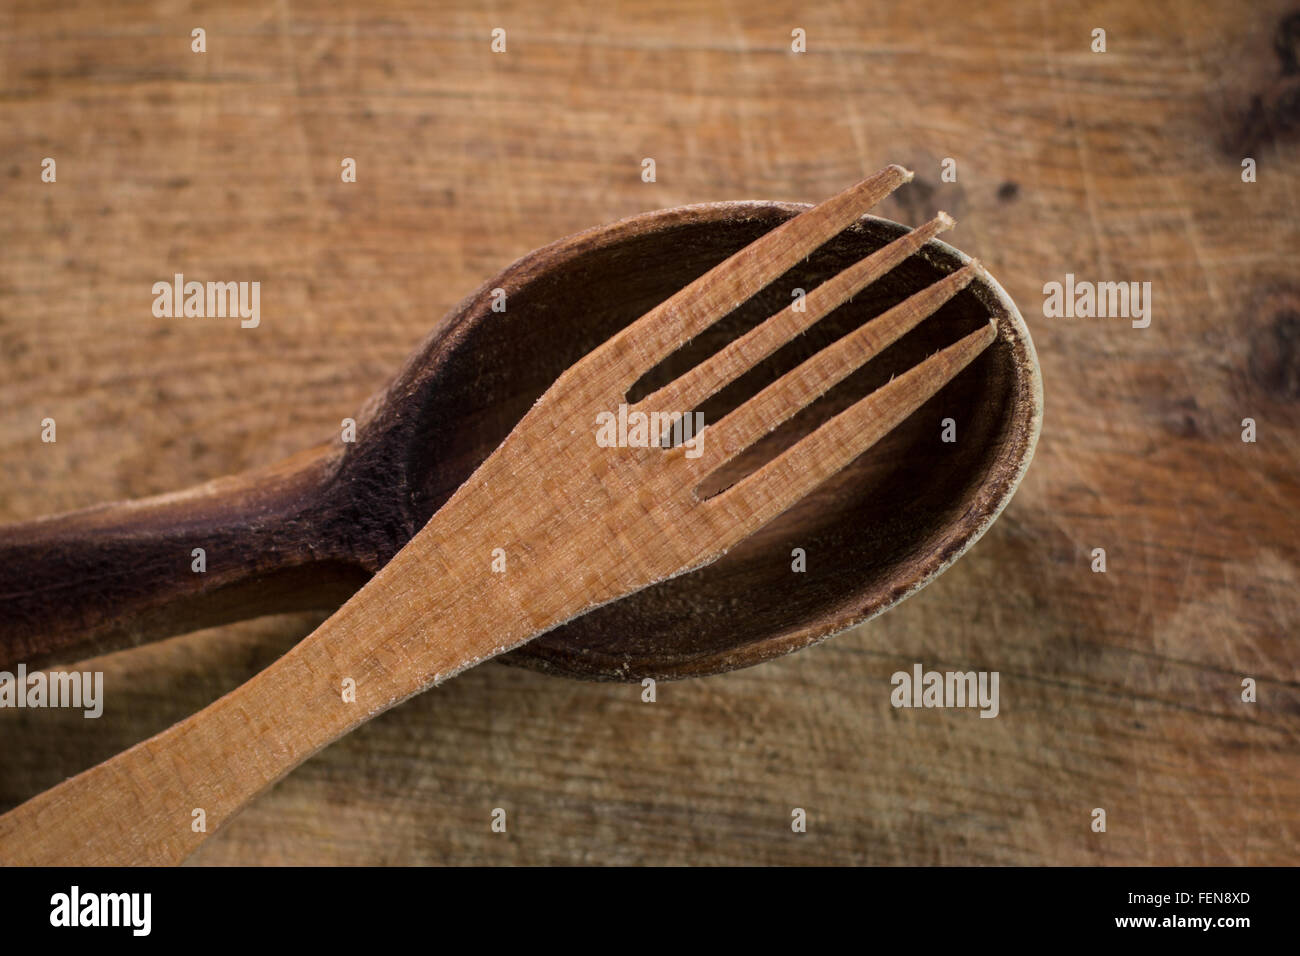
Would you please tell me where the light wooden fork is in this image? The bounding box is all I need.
[0,164,994,865]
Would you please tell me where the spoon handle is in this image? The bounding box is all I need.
[0,444,366,672]
[0,487,543,865]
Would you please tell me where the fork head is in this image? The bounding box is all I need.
[476,165,997,610]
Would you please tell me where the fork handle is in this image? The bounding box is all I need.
[0,445,369,671]
[0,487,541,865]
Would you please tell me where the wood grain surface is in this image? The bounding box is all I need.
[1,0,1297,865]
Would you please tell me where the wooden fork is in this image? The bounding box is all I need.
[0,165,995,865]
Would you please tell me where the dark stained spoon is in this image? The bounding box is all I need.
[0,199,1040,680]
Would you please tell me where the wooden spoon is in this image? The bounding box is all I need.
[0,200,1040,680]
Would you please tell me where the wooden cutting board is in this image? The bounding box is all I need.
[0,0,1295,864]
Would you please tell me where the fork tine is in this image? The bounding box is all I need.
[702,260,983,464]
[612,164,914,376]
[635,212,956,417]
[706,320,997,532]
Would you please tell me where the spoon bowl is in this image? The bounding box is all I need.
[402,200,1042,679]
